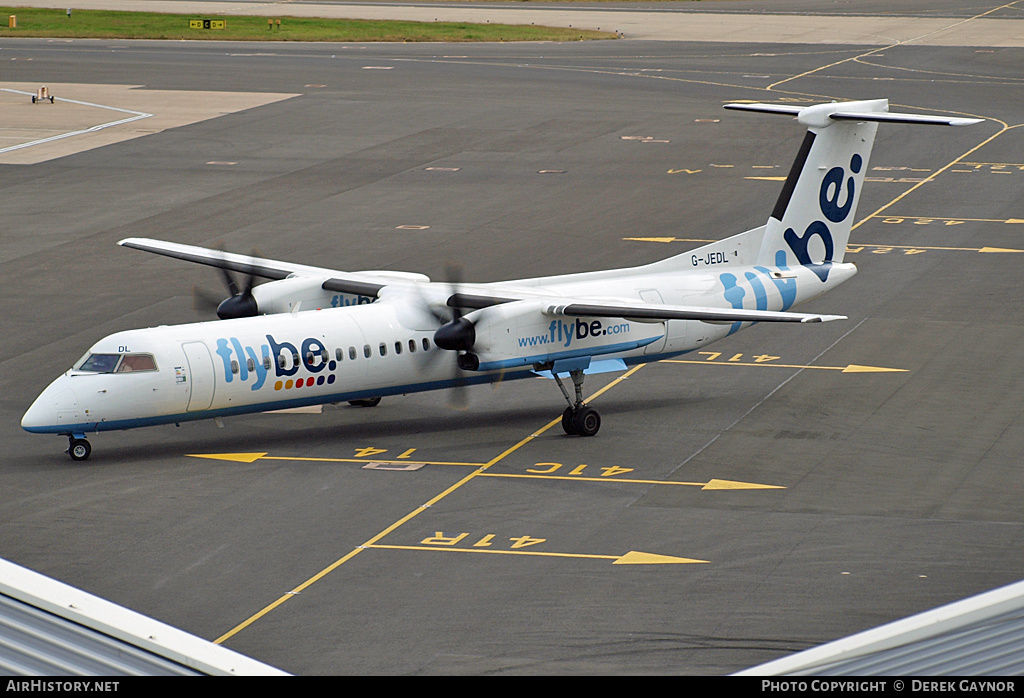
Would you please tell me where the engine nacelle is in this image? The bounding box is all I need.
[465,301,666,372]
[252,276,376,314]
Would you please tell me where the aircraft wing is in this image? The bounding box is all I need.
[544,301,845,324]
[118,237,391,297]
[118,238,845,323]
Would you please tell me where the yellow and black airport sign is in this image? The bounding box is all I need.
[189,19,226,30]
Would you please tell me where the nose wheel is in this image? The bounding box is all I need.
[67,436,91,461]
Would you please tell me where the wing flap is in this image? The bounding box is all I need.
[545,302,845,324]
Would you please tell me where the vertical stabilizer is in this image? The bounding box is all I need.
[724,100,980,281]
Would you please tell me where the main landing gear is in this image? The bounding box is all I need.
[66,435,91,462]
[552,368,601,437]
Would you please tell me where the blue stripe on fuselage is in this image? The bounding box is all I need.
[22,368,540,435]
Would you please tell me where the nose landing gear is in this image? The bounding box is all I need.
[66,435,91,461]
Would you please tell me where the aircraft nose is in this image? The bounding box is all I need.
[21,376,79,433]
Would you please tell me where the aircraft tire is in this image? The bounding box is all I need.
[571,406,601,437]
[68,438,91,461]
[561,406,577,435]
[348,397,381,408]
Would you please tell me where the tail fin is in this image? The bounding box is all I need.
[725,100,980,280]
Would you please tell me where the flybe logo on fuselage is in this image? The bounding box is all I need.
[719,254,798,336]
[783,153,862,282]
[215,334,333,391]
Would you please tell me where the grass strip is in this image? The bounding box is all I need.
[0,7,616,42]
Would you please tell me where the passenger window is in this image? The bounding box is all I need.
[379,342,387,357]
[422,338,430,351]
[278,353,288,369]
[117,354,158,373]
[395,341,402,355]
[409,339,416,353]
[336,348,343,362]
[231,360,239,375]
[263,355,272,371]
[246,358,255,373]
[363,345,371,359]
[349,346,357,360]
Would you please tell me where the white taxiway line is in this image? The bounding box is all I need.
[0,88,153,154]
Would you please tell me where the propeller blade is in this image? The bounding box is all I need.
[444,263,464,321]
[199,243,261,320]
[192,285,223,316]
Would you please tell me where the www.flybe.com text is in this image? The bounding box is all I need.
[518,319,630,349]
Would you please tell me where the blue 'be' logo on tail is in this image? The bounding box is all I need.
[783,153,861,282]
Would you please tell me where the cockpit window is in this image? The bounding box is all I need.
[117,354,157,372]
[77,353,121,373]
[76,353,157,373]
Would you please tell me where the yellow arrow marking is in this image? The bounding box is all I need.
[187,453,484,466]
[187,456,784,490]
[614,551,707,565]
[369,544,707,565]
[870,215,1024,224]
[482,472,783,489]
[188,452,267,463]
[661,359,907,373]
[851,242,1024,253]
[624,236,681,243]
[703,478,785,490]
[745,176,787,181]
[623,236,715,244]
[623,238,1024,254]
[841,364,908,374]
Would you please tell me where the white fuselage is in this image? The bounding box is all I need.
[21,259,854,436]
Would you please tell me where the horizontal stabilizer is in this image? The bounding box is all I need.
[724,102,982,128]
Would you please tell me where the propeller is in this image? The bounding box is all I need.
[433,264,481,370]
[214,264,259,319]
[191,244,261,320]
[421,264,483,407]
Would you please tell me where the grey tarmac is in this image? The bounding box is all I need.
[2,0,1023,676]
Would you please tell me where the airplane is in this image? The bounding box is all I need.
[22,99,980,460]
